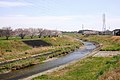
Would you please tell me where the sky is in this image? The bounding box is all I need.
[0,0,120,31]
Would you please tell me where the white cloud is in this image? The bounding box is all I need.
[0,1,33,7]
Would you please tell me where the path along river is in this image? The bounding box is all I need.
[0,41,96,80]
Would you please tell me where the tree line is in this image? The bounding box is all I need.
[0,27,62,40]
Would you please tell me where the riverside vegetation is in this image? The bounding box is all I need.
[33,34,120,80]
[80,35,120,51]
[0,35,82,74]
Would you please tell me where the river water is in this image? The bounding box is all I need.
[0,41,96,80]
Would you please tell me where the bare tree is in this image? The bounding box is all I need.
[15,28,29,39]
[28,28,37,39]
[50,30,62,37]
[41,29,51,38]
[1,27,62,40]
[38,28,43,38]
[2,27,12,40]
[0,29,4,37]
[47,30,52,37]
[54,31,62,37]
[42,29,47,37]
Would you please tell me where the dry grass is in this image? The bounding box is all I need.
[99,60,120,80]
[0,46,64,62]
[63,35,78,42]
[23,46,53,55]
[111,36,120,43]
[99,68,120,80]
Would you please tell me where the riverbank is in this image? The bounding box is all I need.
[0,36,81,62]
[33,34,120,80]
[23,42,99,80]
[0,35,82,74]
[80,35,120,51]
[0,40,96,80]
[33,50,120,80]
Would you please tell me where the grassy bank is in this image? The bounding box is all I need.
[0,40,31,54]
[33,56,120,80]
[0,34,82,74]
[0,35,81,62]
[0,46,80,74]
[80,35,120,51]
[0,56,46,73]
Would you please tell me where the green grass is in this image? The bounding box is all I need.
[33,56,120,80]
[0,56,46,73]
[0,36,44,54]
[63,33,80,39]
[0,40,31,54]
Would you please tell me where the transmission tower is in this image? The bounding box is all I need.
[102,13,106,31]
[82,24,84,30]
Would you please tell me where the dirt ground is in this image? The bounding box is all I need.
[93,51,120,57]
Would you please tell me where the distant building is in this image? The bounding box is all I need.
[100,30,112,35]
[83,30,99,35]
[78,30,99,35]
[113,29,120,36]
[78,29,113,35]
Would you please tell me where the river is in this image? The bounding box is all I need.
[0,41,96,80]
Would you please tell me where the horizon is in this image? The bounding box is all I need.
[0,0,120,31]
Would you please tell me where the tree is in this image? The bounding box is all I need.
[0,29,4,37]
[51,30,62,37]
[47,30,52,37]
[38,28,43,38]
[15,28,29,39]
[2,27,12,40]
[41,29,48,37]
[28,28,37,39]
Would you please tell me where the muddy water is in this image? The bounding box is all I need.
[0,41,96,80]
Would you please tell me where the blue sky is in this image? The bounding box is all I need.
[0,0,120,31]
